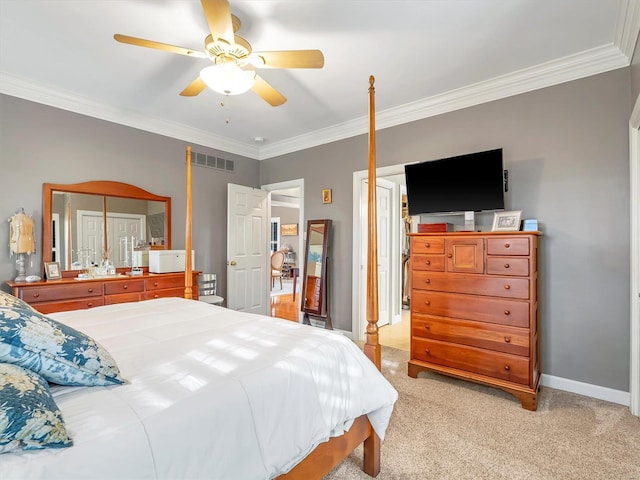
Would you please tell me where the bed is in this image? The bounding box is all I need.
[0,77,392,479]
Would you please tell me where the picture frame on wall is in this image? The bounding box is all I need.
[322,189,332,204]
[44,261,62,280]
[491,210,523,232]
[281,224,298,236]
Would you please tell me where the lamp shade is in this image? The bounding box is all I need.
[9,211,35,255]
[200,63,256,96]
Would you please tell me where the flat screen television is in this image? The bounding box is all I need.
[404,148,505,216]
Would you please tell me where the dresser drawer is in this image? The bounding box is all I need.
[412,271,529,300]
[144,287,185,300]
[412,337,530,385]
[412,237,444,254]
[104,292,143,305]
[34,298,105,314]
[18,283,103,303]
[486,257,529,277]
[411,290,529,327]
[411,254,445,272]
[412,314,529,356]
[145,275,185,291]
[487,237,529,256]
[104,280,145,295]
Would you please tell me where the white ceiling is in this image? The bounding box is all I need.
[0,1,637,160]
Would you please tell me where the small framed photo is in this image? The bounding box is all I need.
[44,261,62,280]
[491,210,523,232]
[322,188,332,204]
[281,223,298,236]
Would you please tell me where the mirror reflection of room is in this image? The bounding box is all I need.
[50,191,166,270]
[301,219,331,329]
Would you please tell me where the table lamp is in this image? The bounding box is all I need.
[9,208,36,282]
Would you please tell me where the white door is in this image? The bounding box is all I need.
[227,184,269,314]
[361,179,393,328]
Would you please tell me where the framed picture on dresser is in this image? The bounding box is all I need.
[491,210,522,232]
[44,261,61,280]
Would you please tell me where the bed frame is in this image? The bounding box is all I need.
[183,76,382,479]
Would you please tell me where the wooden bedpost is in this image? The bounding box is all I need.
[364,75,381,371]
[184,146,193,299]
[362,74,382,477]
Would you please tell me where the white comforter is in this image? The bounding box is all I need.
[1,298,397,479]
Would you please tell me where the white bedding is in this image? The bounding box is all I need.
[1,297,397,479]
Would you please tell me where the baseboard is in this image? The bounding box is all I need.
[541,374,630,406]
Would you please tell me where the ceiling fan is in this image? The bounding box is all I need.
[114,0,324,106]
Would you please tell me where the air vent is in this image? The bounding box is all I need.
[191,150,235,173]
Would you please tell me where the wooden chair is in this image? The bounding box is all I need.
[271,250,285,289]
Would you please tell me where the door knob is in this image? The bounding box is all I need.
[229,260,237,266]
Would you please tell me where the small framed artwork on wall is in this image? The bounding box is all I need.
[491,210,522,232]
[322,189,332,204]
[281,224,298,236]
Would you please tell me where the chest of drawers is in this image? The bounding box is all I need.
[7,272,199,315]
[408,232,540,410]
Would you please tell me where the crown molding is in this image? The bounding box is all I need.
[616,0,640,60]
[0,72,260,159]
[259,43,629,159]
[1,39,633,162]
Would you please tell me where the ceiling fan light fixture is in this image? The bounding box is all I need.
[200,63,255,96]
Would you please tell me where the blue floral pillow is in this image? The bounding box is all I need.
[0,306,124,386]
[0,362,73,453]
[0,290,35,312]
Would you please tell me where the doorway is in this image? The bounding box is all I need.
[352,164,412,345]
[262,179,304,322]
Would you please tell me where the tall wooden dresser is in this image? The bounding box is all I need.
[408,232,540,410]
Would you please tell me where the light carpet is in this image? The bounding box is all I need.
[324,346,640,480]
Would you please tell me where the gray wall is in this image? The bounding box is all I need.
[260,68,632,392]
[0,95,260,297]
[272,206,300,255]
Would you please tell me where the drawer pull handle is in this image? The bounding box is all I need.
[504,284,511,290]
[504,243,510,248]
[154,294,159,298]
[504,310,511,315]
[504,365,510,371]
[88,288,93,293]
[425,348,430,355]
[33,293,40,298]
[447,253,453,258]
[424,300,431,306]
[424,278,431,284]
[425,243,430,248]
[504,263,510,269]
[87,302,94,307]
[154,282,159,287]
[424,324,431,330]
[425,260,431,266]
[504,336,511,343]
[123,285,128,290]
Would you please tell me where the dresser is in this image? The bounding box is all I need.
[6,271,199,314]
[408,232,540,410]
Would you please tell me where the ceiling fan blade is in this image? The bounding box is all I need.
[201,0,235,46]
[251,50,325,69]
[252,75,286,107]
[114,34,206,58]
[180,77,208,96]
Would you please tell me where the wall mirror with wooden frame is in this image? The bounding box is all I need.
[301,219,332,329]
[43,181,171,274]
